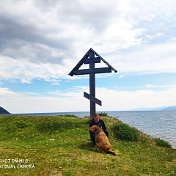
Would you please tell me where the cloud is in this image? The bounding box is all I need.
[0,55,70,83]
[96,86,176,111]
[110,41,176,74]
[0,0,142,83]
[0,0,176,84]
[1,86,176,113]
[0,87,15,96]
[144,84,175,89]
[0,87,89,113]
[0,0,175,113]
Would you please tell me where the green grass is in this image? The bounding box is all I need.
[112,123,139,141]
[98,112,108,116]
[0,115,175,176]
[155,138,172,148]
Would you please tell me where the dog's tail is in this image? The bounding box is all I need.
[106,151,116,156]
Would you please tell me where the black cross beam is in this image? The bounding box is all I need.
[69,48,117,118]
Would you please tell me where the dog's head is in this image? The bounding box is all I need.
[89,125,102,132]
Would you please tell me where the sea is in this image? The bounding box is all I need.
[15,111,176,149]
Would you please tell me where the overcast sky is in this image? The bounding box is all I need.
[0,0,176,113]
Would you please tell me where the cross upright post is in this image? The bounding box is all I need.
[89,50,96,118]
[68,48,117,119]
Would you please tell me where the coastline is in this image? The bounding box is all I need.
[7,110,176,149]
[0,115,175,176]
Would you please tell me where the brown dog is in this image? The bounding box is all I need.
[90,125,116,155]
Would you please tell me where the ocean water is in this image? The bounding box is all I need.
[15,111,176,148]
[108,111,176,149]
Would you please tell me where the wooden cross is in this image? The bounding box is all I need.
[69,48,117,118]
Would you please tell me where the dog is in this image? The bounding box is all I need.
[90,125,116,155]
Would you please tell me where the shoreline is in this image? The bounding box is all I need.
[2,111,176,149]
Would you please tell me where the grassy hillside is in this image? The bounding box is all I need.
[0,115,175,176]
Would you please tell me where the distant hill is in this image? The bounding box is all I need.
[132,107,162,111]
[131,106,176,111]
[161,106,176,111]
[0,107,10,114]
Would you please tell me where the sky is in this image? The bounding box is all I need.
[0,0,176,113]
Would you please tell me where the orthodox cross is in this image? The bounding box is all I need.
[69,48,117,118]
